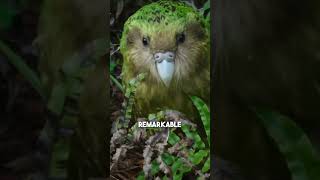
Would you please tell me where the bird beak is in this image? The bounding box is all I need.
[154,52,175,87]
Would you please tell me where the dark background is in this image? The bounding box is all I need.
[0,1,45,179]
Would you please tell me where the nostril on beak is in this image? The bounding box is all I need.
[154,53,162,61]
[154,52,175,62]
[167,52,174,59]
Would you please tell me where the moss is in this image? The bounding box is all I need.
[120,0,206,54]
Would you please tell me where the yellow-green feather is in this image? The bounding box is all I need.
[120,0,210,120]
[120,0,206,53]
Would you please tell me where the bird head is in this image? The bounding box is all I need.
[121,0,209,87]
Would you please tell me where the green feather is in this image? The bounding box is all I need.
[120,0,206,53]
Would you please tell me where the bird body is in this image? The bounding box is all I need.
[120,0,210,119]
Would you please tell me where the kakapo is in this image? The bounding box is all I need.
[120,0,210,120]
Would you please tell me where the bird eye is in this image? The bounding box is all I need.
[142,37,149,46]
[176,33,185,44]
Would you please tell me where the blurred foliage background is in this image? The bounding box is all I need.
[0,0,45,179]
[0,0,108,179]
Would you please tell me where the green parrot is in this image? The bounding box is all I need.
[120,0,210,120]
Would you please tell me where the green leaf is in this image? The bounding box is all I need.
[0,40,45,98]
[110,60,117,72]
[136,172,145,180]
[172,158,191,175]
[148,113,156,121]
[190,96,210,144]
[181,124,205,149]
[200,0,210,16]
[203,0,210,11]
[151,161,160,175]
[254,108,320,180]
[168,131,180,145]
[189,150,209,165]
[202,157,210,173]
[49,138,70,179]
[206,12,210,22]
[129,78,136,85]
[156,111,165,119]
[47,83,67,115]
[173,172,183,180]
[162,153,175,165]
[111,74,123,92]
[137,73,145,81]
[172,158,183,172]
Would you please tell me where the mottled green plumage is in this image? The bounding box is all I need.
[121,0,210,120]
[121,0,206,51]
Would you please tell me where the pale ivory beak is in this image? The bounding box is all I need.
[154,51,175,87]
